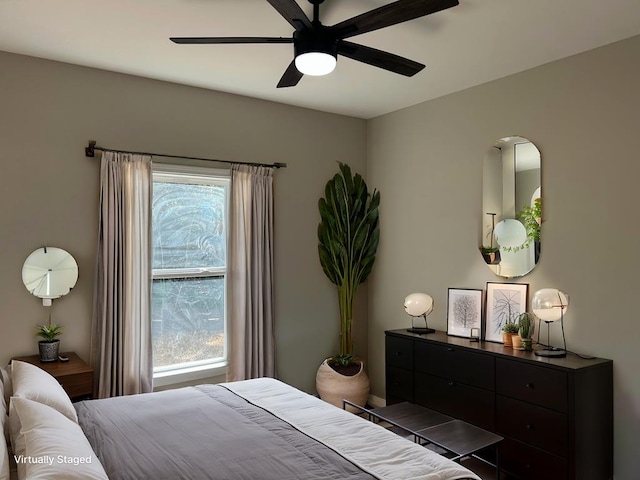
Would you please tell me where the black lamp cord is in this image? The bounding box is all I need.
[535,316,595,360]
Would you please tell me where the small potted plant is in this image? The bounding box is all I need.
[501,321,519,347]
[36,320,63,362]
[516,312,535,351]
[480,212,501,265]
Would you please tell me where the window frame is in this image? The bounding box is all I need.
[151,163,230,382]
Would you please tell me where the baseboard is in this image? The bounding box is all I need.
[368,394,386,408]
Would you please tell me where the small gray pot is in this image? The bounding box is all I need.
[38,340,60,362]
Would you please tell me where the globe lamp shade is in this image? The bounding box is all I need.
[404,293,435,334]
[532,288,569,322]
[494,219,527,248]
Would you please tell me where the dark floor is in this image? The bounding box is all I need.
[461,457,517,480]
[461,457,496,479]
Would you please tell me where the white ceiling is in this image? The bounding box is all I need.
[1,0,640,119]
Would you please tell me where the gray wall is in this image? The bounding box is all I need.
[0,51,367,394]
[367,34,640,478]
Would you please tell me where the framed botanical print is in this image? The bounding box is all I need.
[485,282,529,343]
[447,288,483,338]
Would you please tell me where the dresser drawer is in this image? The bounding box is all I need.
[415,342,494,390]
[497,395,567,457]
[58,371,93,400]
[385,336,413,370]
[386,366,414,404]
[500,438,567,480]
[496,358,567,412]
[415,372,494,431]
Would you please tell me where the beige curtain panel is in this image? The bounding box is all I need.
[91,151,153,398]
[227,164,276,381]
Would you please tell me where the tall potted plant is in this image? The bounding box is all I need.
[316,162,380,410]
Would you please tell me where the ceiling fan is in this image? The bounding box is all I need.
[170,0,459,88]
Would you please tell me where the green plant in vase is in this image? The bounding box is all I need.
[316,162,379,410]
[516,312,535,351]
[36,320,63,362]
[480,212,501,265]
[501,320,519,347]
[36,323,63,342]
[318,162,380,368]
[502,322,519,334]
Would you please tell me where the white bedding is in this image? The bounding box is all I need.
[223,378,480,480]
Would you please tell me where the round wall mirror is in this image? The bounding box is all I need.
[480,136,541,278]
[22,247,79,301]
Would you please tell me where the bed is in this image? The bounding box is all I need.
[2,361,480,480]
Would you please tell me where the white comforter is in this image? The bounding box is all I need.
[223,378,481,480]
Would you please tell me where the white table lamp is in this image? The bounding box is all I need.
[404,293,435,334]
[532,288,569,357]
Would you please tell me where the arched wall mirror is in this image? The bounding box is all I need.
[480,136,541,278]
[22,247,79,305]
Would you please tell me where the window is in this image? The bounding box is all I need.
[151,164,229,379]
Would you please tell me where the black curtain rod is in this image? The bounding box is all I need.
[84,141,287,169]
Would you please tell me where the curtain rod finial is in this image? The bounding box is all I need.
[274,162,287,169]
[85,140,97,157]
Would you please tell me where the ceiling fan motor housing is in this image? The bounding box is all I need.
[293,28,337,60]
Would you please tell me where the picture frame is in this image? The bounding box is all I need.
[485,282,529,343]
[447,288,483,338]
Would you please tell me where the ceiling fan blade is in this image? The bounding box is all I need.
[338,41,424,76]
[170,37,293,45]
[265,0,313,30]
[277,60,304,88]
[330,0,459,39]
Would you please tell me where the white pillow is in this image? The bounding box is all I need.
[0,366,10,408]
[0,386,7,480]
[0,383,4,426]
[10,397,108,480]
[8,401,23,480]
[0,432,9,480]
[0,384,7,446]
[10,361,77,423]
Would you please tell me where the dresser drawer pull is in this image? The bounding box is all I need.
[447,381,456,387]
[447,348,454,352]
[395,352,402,356]
[525,383,534,389]
[526,424,534,430]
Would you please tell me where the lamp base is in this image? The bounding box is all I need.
[407,328,435,335]
[535,348,566,358]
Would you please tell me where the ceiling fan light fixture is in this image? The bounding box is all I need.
[295,51,336,76]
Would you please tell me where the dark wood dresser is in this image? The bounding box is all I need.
[385,329,613,480]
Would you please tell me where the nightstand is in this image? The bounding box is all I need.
[12,352,93,401]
